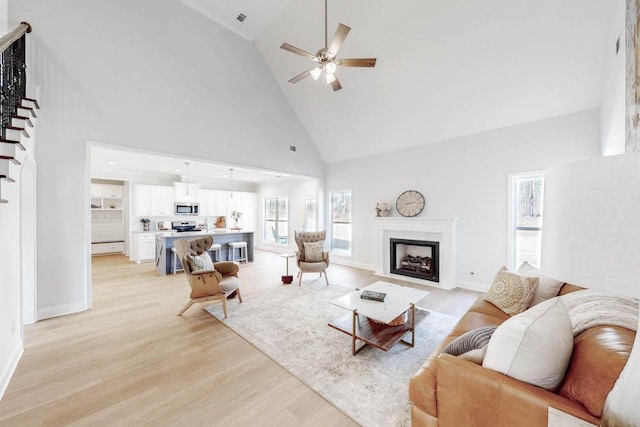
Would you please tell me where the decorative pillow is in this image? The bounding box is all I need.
[485,267,538,315]
[482,297,574,390]
[441,326,497,356]
[303,241,325,262]
[185,252,214,273]
[516,261,564,306]
[459,346,488,365]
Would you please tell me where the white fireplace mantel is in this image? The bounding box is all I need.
[375,217,458,289]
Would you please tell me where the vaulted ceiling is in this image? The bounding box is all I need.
[181,0,613,164]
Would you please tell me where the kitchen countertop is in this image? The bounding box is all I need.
[155,229,255,238]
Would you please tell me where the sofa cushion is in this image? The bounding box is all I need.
[485,267,538,316]
[467,297,511,319]
[483,297,574,390]
[451,312,506,337]
[516,261,564,306]
[559,326,636,417]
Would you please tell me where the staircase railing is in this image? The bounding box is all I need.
[0,22,31,140]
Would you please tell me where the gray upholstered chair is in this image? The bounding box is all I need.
[174,236,242,317]
[294,230,330,287]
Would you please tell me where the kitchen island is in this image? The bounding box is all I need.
[155,230,255,275]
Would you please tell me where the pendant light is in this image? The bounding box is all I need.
[185,161,190,201]
[229,168,234,199]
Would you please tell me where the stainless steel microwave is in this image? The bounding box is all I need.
[174,202,199,216]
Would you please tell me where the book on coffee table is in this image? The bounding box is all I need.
[360,290,386,302]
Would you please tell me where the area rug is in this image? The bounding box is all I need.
[205,283,458,427]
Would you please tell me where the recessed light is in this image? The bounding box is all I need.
[175,169,181,173]
[107,161,117,166]
[223,175,228,178]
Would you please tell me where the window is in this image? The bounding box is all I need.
[303,198,317,232]
[264,197,288,244]
[331,191,352,254]
[509,172,544,269]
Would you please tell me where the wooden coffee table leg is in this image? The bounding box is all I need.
[411,303,416,347]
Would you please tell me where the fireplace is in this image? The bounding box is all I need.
[390,238,439,283]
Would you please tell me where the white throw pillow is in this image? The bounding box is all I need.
[303,241,325,262]
[516,261,564,306]
[186,252,214,273]
[482,297,574,390]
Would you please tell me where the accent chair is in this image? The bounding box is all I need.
[174,236,242,317]
[294,230,330,287]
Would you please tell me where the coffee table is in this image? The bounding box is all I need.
[328,281,430,356]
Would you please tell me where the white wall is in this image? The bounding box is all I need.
[601,0,626,156]
[0,176,24,398]
[326,110,601,290]
[8,0,324,319]
[257,177,321,254]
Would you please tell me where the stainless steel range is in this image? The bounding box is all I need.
[171,220,201,233]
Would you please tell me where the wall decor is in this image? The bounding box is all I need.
[396,190,425,217]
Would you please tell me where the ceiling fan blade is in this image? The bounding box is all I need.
[337,58,377,67]
[280,43,319,62]
[288,67,319,84]
[327,24,351,58]
[330,76,342,92]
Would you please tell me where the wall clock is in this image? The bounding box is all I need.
[396,190,425,217]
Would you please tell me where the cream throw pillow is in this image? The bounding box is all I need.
[186,252,214,273]
[303,241,325,262]
[516,261,564,306]
[482,297,574,390]
[485,267,538,315]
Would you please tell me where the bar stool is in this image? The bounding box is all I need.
[170,247,184,274]
[208,243,222,262]
[228,241,247,263]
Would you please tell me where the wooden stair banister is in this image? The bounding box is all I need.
[0,21,35,204]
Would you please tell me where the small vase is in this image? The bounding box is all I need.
[143,223,149,231]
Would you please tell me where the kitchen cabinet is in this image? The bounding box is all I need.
[150,186,174,216]
[132,233,156,263]
[174,182,199,203]
[133,184,174,216]
[91,183,124,210]
[228,191,257,230]
[91,184,123,199]
[198,189,228,216]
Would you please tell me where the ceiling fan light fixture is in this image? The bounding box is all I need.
[310,67,322,80]
[325,62,337,74]
[325,73,336,84]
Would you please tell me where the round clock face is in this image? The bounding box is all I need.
[396,190,425,217]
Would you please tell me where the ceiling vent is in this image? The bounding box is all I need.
[237,13,247,23]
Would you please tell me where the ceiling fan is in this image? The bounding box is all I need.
[280,0,377,92]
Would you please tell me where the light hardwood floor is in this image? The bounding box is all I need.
[0,250,480,426]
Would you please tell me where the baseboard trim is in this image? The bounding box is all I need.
[0,339,23,400]
[455,280,488,293]
[37,301,87,320]
[330,257,376,272]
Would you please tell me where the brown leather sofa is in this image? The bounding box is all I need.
[409,284,636,427]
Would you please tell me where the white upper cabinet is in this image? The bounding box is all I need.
[91,183,123,199]
[199,189,228,216]
[174,182,199,203]
[133,184,175,216]
[228,191,257,230]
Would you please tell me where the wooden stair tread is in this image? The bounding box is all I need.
[0,155,21,165]
[22,97,40,109]
[0,138,25,150]
[0,199,7,204]
[5,126,30,138]
[0,174,16,182]
[12,115,33,126]
[18,105,37,118]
